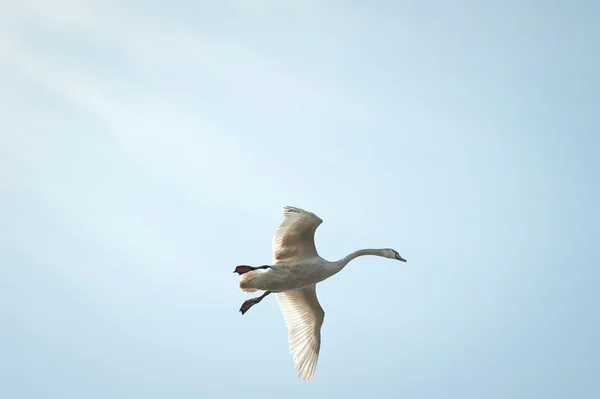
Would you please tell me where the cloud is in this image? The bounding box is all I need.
[1,0,385,234]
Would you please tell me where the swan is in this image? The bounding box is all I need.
[233,206,407,382]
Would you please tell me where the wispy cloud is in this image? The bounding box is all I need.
[1,0,376,215]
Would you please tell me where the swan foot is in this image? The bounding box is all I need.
[233,265,270,275]
[239,291,271,315]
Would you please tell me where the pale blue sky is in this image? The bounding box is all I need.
[1,1,598,398]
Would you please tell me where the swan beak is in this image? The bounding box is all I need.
[395,254,407,262]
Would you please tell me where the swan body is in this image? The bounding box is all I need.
[234,206,407,382]
[240,257,333,292]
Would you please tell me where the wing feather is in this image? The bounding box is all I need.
[275,285,325,382]
[272,206,323,263]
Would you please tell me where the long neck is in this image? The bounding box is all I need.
[329,248,388,274]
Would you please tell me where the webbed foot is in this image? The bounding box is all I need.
[233,265,270,275]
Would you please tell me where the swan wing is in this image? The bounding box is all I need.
[272,206,323,263]
[276,285,325,381]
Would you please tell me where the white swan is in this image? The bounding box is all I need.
[234,206,407,381]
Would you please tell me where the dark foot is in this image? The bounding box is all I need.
[233,265,270,275]
[239,298,259,315]
[239,291,271,315]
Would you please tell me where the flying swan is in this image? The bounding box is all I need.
[234,206,407,381]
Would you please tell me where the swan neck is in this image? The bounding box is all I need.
[331,248,386,272]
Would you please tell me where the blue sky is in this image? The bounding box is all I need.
[0,1,598,398]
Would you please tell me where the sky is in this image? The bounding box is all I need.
[0,0,598,398]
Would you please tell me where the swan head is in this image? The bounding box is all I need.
[383,248,407,262]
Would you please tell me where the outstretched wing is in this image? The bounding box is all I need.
[275,285,325,382]
[272,206,323,263]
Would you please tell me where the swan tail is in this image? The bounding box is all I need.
[239,270,260,293]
